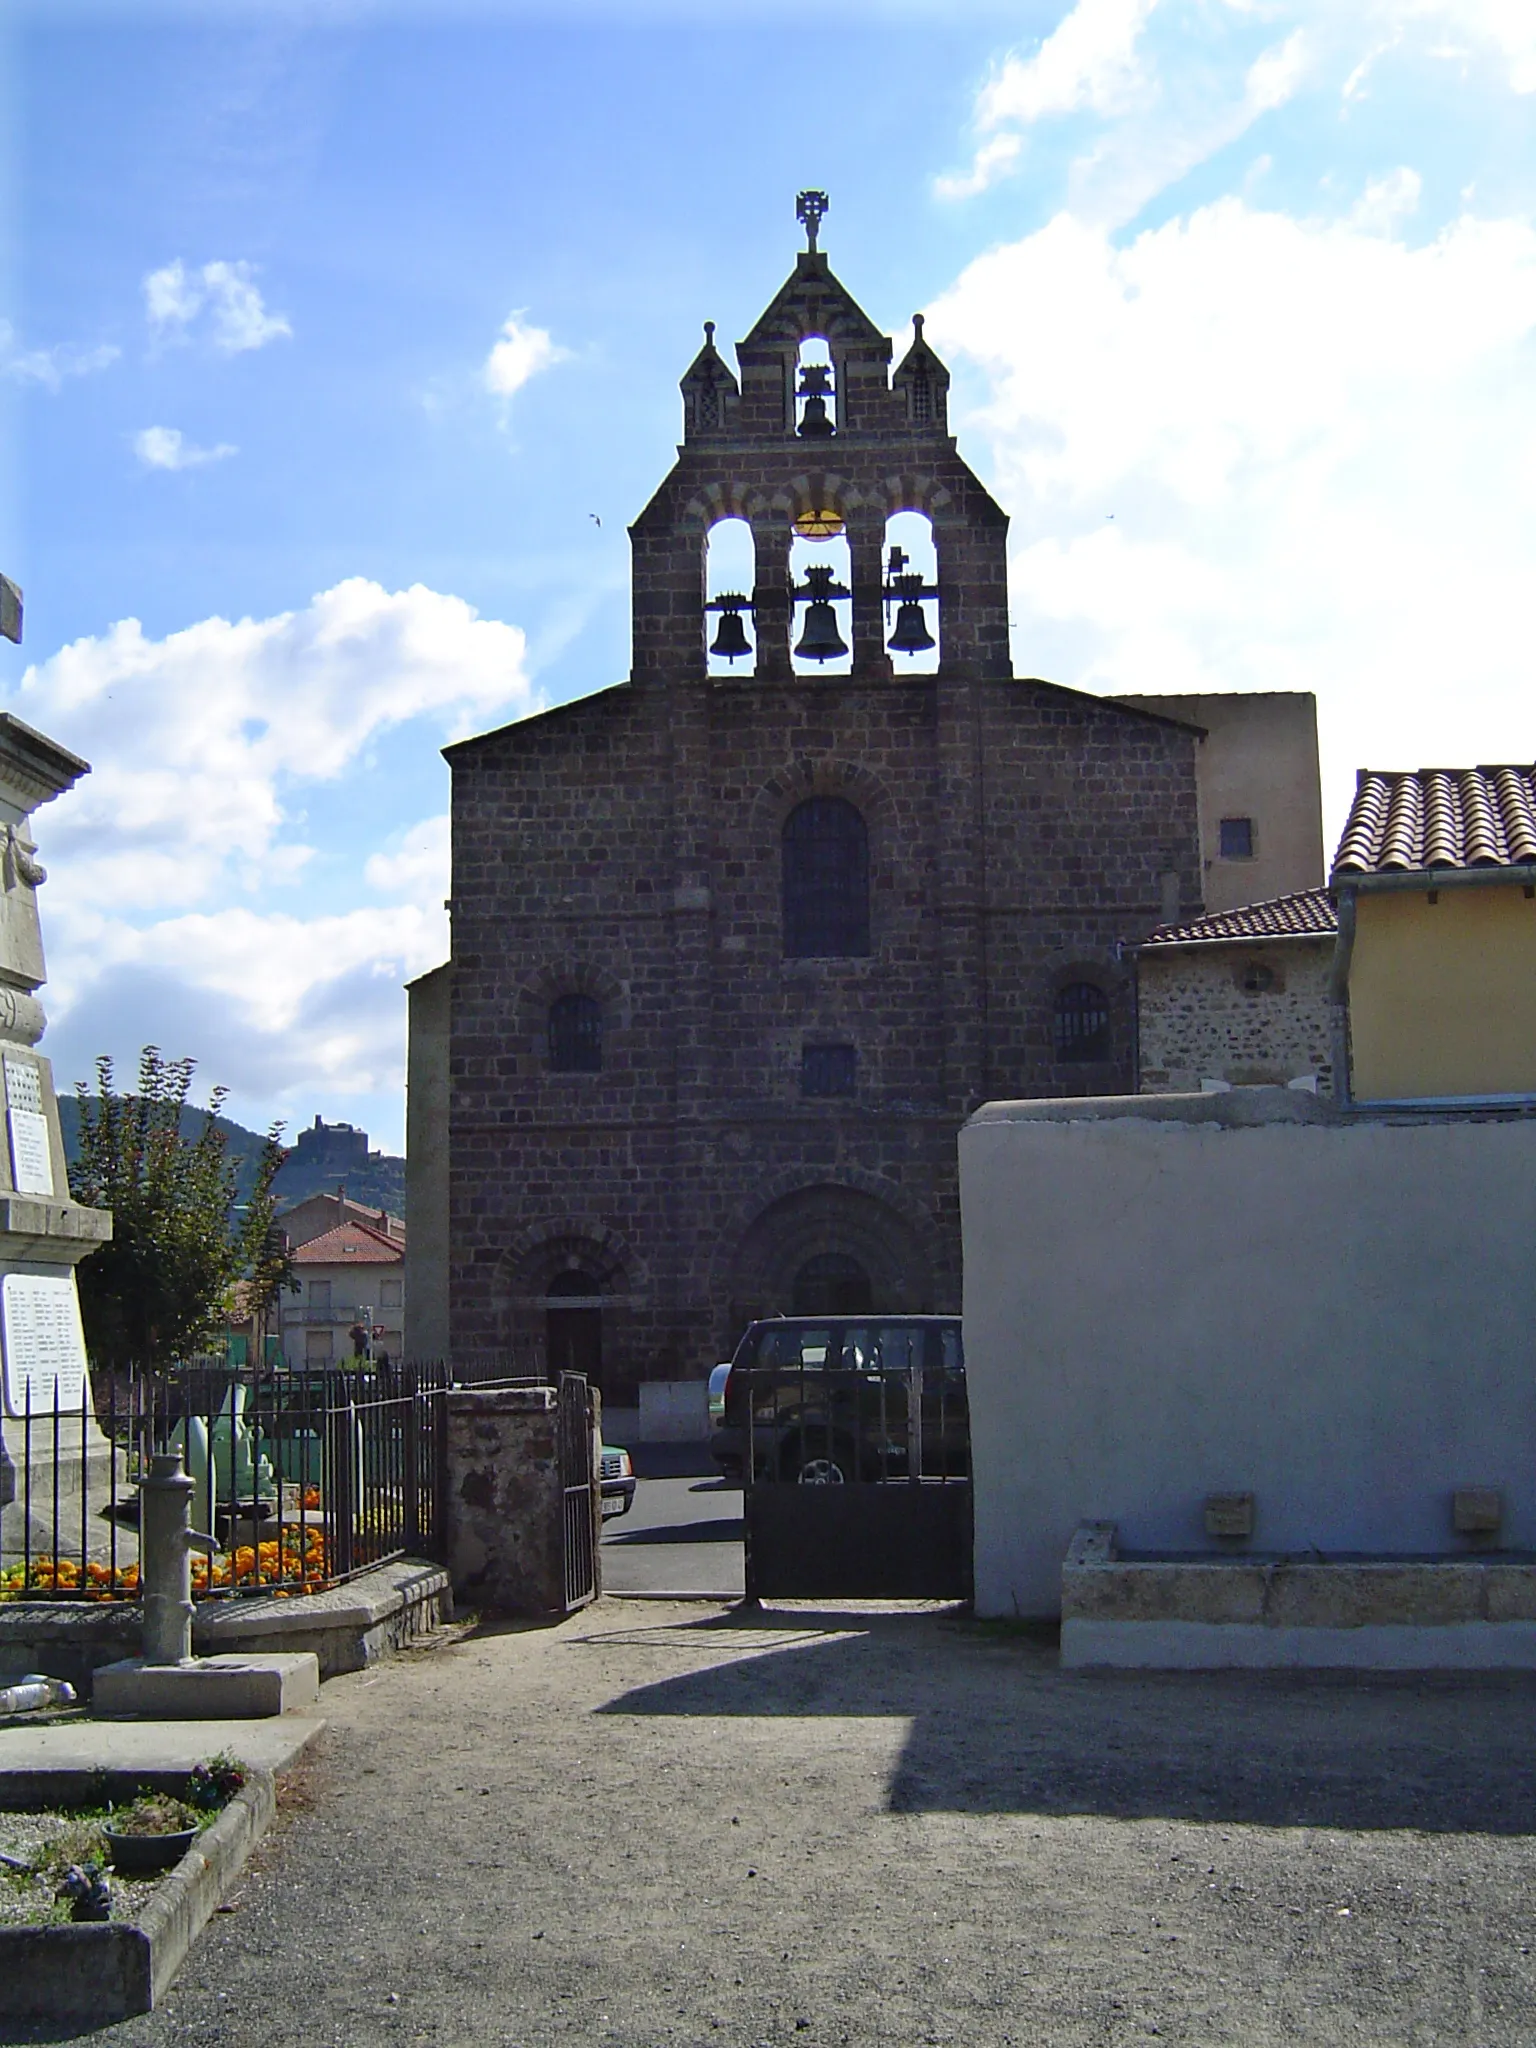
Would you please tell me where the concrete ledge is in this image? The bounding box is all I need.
[1062,1523,1536,1668]
[0,1557,450,1690]
[0,1768,275,2024]
[1063,1618,1536,1671]
[95,1652,320,1719]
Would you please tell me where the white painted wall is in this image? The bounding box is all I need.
[959,1089,1536,1619]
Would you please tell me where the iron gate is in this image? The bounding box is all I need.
[742,1357,972,1600]
[557,1372,597,1611]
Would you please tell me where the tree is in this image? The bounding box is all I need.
[68,1047,291,1371]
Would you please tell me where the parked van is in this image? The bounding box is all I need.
[708,1315,967,1485]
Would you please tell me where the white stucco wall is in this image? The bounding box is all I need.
[959,1090,1536,1619]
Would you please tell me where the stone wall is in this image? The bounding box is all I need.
[1138,938,1335,1094]
[445,675,1202,1395]
[438,237,1206,1400]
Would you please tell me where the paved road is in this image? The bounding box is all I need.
[600,1442,744,1597]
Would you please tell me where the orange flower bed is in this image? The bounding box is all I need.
[0,1523,333,1602]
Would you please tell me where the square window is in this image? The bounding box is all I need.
[802,1043,857,1097]
[1219,816,1255,859]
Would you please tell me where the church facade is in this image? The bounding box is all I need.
[425,201,1209,1399]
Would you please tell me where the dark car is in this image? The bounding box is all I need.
[708,1315,967,1485]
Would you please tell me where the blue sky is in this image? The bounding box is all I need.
[3,0,1535,1148]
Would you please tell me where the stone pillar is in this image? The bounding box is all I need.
[750,516,792,681]
[0,717,114,1555]
[444,1385,592,1618]
[847,509,893,681]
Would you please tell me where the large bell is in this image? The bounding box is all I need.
[887,599,935,655]
[794,599,848,663]
[796,363,835,439]
[709,603,752,662]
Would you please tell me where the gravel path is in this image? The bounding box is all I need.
[78,1598,1536,2047]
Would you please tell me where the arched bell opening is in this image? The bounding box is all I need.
[794,336,836,439]
[883,510,940,674]
[789,521,852,677]
[704,516,757,676]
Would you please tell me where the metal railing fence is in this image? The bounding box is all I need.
[0,1356,539,1605]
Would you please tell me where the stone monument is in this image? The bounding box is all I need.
[0,576,115,1556]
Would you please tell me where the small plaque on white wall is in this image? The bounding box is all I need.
[1,1272,88,1418]
[4,1058,52,1197]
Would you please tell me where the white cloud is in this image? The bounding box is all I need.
[0,320,119,392]
[364,813,449,900]
[483,312,567,398]
[928,196,1536,843]
[980,0,1155,126]
[143,259,292,353]
[1404,0,1536,91]
[16,577,534,916]
[11,581,537,1146]
[133,426,238,471]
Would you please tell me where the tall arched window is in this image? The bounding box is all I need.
[782,797,870,958]
[1055,981,1110,1062]
[548,993,602,1072]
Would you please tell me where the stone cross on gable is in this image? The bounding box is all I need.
[796,189,829,253]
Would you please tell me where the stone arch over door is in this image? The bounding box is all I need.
[489,1221,642,1398]
[720,1181,934,1357]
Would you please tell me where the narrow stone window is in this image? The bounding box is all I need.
[802,1043,857,1097]
[1239,961,1276,995]
[783,797,870,958]
[1219,816,1255,859]
[548,993,602,1072]
[1055,981,1110,1062]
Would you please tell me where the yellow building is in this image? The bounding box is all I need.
[1332,765,1536,1106]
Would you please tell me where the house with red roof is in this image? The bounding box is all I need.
[281,1215,406,1366]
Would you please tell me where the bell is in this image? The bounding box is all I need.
[796,363,835,439]
[794,598,848,663]
[709,606,752,662]
[887,599,935,655]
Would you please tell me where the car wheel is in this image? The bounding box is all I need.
[782,1439,851,1485]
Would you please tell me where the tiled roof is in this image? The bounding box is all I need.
[1333,766,1536,878]
[1143,888,1337,948]
[291,1221,403,1266]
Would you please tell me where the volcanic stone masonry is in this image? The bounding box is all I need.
[429,201,1210,1401]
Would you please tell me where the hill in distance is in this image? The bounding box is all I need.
[57,1097,406,1222]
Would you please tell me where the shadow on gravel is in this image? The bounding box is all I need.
[596,1606,1536,1835]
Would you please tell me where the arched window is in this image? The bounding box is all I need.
[883,510,939,674]
[783,798,870,958]
[795,336,835,437]
[705,516,756,675]
[1055,981,1110,1063]
[548,993,602,1072]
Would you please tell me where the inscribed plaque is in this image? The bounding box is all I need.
[4,1058,52,1197]
[1,1272,88,1417]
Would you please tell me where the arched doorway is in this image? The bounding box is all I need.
[792,1252,872,1317]
[724,1182,933,1348]
[546,1269,603,1387]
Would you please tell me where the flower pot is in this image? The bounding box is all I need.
[103,1825,199,1874]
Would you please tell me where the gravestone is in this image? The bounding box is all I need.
[0,713,114,1548]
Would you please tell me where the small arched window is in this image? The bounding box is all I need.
[1055,981,1110,1063]
[548,993,602,1072]
[782,797,870,959]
